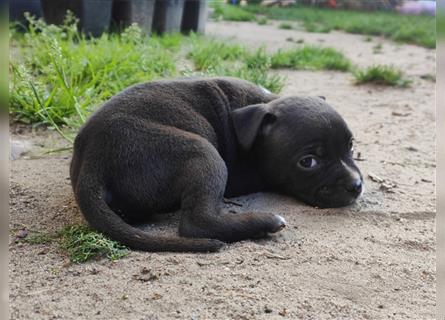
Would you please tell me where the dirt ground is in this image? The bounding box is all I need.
[9,21,436,319]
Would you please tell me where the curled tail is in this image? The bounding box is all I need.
[73,173,225,253]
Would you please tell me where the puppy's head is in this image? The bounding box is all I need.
[232,96,363,208]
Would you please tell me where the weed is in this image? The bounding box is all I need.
[244,5,435,48]
[373,43,383,54]
[23,232,55,245]
[353,65,411,87]
[271,46,351,71]
[438,13,445,40]
[235,48,285,93]
[278,22,293,30]
[257,17,268,25]
[213,3,256,22]
[10,14,177,138]
[154,32,185,51]
[18,224,128,263]
[364,36,373,42]
[187,37,246,70]
[187,36,284,93]
[303,21,332,33]
[58,225,129,263]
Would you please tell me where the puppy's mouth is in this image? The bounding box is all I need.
[311,182,364,208]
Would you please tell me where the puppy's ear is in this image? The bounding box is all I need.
[318,96,326,101]
[231,104,276,151]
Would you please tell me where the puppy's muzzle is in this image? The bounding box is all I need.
[345,179,363,198]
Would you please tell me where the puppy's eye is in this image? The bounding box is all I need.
[298,156,318,169]
[349,139,354,153]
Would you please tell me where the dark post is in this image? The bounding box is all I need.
[40,0,113,37]
[80,0,113,37]
[152,0,185,34]
[112,0,156,35]
[181,0,207,34]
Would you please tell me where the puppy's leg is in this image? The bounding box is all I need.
[177,139,286,242]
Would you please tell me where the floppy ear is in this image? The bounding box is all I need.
[318,96,326,101]
[231,104,275,151]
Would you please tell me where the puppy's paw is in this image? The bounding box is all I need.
[187,238,227,253]
[269,214,286,233]
[251,212,286,235]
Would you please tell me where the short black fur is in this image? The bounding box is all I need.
[70,77,362,252]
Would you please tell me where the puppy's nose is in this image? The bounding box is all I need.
[346,180,362,197]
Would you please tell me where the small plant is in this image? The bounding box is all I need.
[23,232,55,245]
[353,65,411,87]
[234,48,285,93]
[271,46,351,71]
[59,225,129,263]
[186,37,284,93]
[303,22,332,33]
[187,46,284,94]
[372,43,383,54]
[364,36,373,42]
[213,3,256,22]
[278,22,293,30]
[17,224,128,263]
[187,37,246,70]
[257,17,268,25]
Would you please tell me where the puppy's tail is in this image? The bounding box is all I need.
[73,174,225,253]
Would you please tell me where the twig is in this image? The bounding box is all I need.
[261,251,291,260]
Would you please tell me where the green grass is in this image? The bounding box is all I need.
[187,36,285,93]
[303,21,332,33]
[278,22,293,30]
[10,14,179,139]
[213,3,256,22]
[231,48,285,93]
[187,37,246,70]
[18,224,129,263]
[353,65,411,87]
[438,14,445,39]
[0,16,7,114]
[59,225,129,263]
[271,46,351,71]
[257,17,268,25]
[244,5,436,48]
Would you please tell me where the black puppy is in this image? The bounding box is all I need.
[70,77,363,252]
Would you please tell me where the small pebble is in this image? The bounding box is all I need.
[264,306,273,313]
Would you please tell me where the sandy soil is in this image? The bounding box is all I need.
[9,21,436,319]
